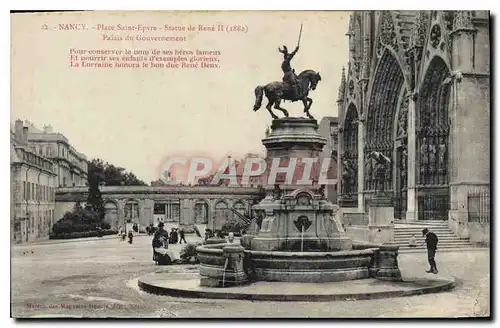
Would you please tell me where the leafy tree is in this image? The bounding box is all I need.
[87,158,146,186]
[151,179,167,186]
[86,168,105,220]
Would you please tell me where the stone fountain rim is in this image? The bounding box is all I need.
[248,248,378,257]
[197,244,380,257]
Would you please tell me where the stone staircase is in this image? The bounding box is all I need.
[387,220,474,250]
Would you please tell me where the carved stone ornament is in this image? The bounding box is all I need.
[377,11,398,57]
[430,24,442,48]
[294,216,312,232]
[453,11,475,32]
[296,193,312,206]
[348,80,355,97]
[353,61,361,79]
[397,96,409,138]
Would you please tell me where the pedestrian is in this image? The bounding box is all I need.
[408,234,417,248]
[179,227,187,244]
[152,222,169,263]
[422,228,439,274]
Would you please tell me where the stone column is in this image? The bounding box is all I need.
[208,199,216,231]
[116,199,125,228]
[357,120,365,212]
[142,199,154,226]
[406,94,418,221]
[181,198,194,225]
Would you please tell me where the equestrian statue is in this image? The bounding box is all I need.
[253,24,322,120]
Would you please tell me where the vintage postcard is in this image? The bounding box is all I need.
[10,10,490,318]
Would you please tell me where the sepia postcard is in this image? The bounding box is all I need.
[10,10,490,318]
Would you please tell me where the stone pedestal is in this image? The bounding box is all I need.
[373,246,402,281]
[251,190,352,252]
[205,237,226,245]
[338,195,357,208]
[367,195,394,244]
[251,118,353,252]
[199,244,248,287]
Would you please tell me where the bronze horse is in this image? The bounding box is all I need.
[253,69,321,120]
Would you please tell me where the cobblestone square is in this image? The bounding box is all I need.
[11,236,490,318]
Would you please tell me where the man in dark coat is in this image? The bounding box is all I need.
[422,228,439,274]
[152,222,169,262]
[179,227,187,244]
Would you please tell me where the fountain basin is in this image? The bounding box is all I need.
[197,243,249,287]
[196,241,401,285]
[249,249,375,282]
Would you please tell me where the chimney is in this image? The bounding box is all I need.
[14,120,23,142]
[22,126,29,145]
[43,125,53,133]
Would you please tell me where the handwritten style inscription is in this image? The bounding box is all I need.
[40,21,248,69]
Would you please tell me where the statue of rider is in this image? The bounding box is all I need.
[279,45,300,99]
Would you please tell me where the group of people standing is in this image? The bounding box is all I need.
[151,222,187,249]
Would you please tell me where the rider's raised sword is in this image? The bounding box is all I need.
[297,23,303,47]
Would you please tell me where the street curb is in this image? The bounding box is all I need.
[137,275,456,302]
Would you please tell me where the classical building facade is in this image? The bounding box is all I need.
[11,121,57,243]
[318,116,339,204]
[24,121,88,187]
[55,186,264,231]
[337,11,490,240]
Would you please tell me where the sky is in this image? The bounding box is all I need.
[11,11,350,183]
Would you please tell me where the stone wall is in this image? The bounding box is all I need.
[337,11,490,245]
[55,186,265,230]
[468,222,490,245]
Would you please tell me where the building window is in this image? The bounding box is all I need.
[31,183,34,200]
[27,182,31,200]
[22,181,26,200]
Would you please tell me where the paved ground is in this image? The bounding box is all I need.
[11,234,490,318]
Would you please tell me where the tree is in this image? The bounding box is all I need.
[87,158,147,186]
[151,179,167,186]
[87,168,105,220]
